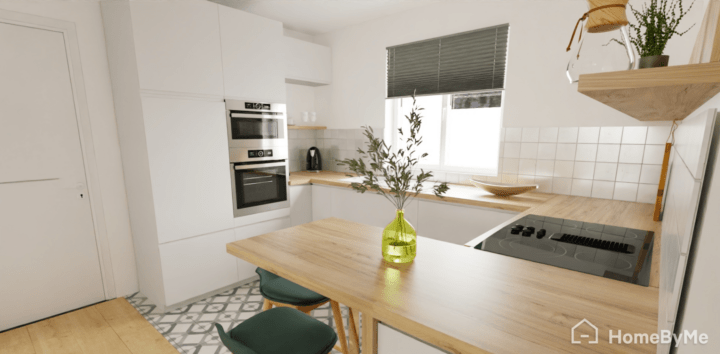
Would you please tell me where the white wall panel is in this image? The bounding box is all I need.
[234,217,292,280]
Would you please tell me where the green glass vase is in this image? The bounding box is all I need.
[382,209,417,263]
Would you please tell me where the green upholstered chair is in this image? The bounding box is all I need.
[255,268,358,354]
[215,307,338,354]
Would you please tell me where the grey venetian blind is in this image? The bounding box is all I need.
[386,24,509,98]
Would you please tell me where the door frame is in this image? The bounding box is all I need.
[0,9,117,299]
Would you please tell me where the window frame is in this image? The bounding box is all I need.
[387,90,505,176]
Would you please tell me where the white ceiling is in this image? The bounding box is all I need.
[209,0,444,35]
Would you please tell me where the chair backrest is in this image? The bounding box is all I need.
[214,323,259,354]
[255,267,279,288]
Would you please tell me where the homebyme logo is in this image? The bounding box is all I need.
[571,319,710,347]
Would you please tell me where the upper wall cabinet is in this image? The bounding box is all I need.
[218,6,286,103]
[283,37,332,86]
[130,1,224,97]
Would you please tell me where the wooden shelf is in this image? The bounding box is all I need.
[578,62,720,121]
[288,125,327,130]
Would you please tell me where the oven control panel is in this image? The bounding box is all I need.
[248,149,274,158]
[245,102,271,110]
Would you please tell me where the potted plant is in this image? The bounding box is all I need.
[338,95,449,264]
[623,0,696,68]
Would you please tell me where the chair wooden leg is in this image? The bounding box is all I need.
[262,298,272,311]
[330,300,349,354]
[347,307,360,354]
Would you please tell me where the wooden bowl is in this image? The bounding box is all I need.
[469,179,538,197]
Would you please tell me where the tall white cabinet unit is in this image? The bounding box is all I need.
[101,0,286,311]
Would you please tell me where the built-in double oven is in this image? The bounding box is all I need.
[226,100,289,217]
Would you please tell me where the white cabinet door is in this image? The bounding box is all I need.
[283,36,332,85]
[142,97,234,244]
[234,217,292,280]
[312,185,419,228]
[159,229,237,306]
[290,185,313,226]
[130,0,224,96]
[219,5,285,102]
[417,200,517,245]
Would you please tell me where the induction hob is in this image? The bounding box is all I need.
[475,214,654,286]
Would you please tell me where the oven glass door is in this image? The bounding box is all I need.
[234,163,287,209]
[230,118,279,140]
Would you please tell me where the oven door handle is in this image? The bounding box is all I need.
[234,161,286,170]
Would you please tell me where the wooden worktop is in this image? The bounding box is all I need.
[289,171,554,212]
[227,218,659,354]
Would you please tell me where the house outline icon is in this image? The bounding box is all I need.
[571,319,599,344]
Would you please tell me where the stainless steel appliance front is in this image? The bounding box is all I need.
[226,100,290,217]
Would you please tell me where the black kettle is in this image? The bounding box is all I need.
[306,147,322,172]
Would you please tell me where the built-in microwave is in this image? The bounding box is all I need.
[226,100,287,149]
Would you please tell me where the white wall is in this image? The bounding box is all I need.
[0,0,138,296]
[286,83,317,123]
[313,0,705,129]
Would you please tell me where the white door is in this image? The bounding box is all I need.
[0,21,105,331]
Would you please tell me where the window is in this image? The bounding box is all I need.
[387,91,503,175]
[385,25,508,176]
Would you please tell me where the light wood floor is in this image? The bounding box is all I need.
[0,298,177,354]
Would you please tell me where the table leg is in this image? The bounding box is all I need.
[362,314,378,354]
[347,308,360,354]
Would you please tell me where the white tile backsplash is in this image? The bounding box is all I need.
[558,127,579,143]
[505,128,522,142]
[616,164,641,183]
[643,144,666,165]
[619,145,645,164]
[596,144,621,163]
[578,127,600,143]
[535,176,553,193]
[622,126,648,144]
[640,164,662,184]
[573,161,595,180]
[594,162,618,181]
[555,144,577,161]
[637,184,658,204]
[592,181,615,199]
[521,127,539,142]
[536,160,555,177]
[575,144,598,161]
[553,160,574,178]
[537,143,557,160]
[520,143,539,159]
[552,178,573,195]
[539,127,559,143]
[646,126,672,145]
[518,159,537,175]
[504,143,521,158]
[502,158,519,174]
[599,127,623,144]
[571,179,593,197]
[613,182,639,201]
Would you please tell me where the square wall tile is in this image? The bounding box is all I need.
[539,127,558,143]
[640,164,662,184]
[535,176,553,193]
[594,163,618,181]
[599,127,623,144]
[575,144,598,162]
[643,144,666,165]
[571,179,593,197]
[558,127,579,143]
[578,127,600,143]
[505,128,522,142]
[553,178,573,195]
[522,127,540,142]
[616,164,641,183]
[591,181,615,199]
[519,159,537,175]
[502,174,519,184]
[520,143,539,159]
[621,127,648,144]
[646,126,672,145]
[637,184,657,204]
[554,160,574,178]
[518,175,535,184]
[504,143,521,158]
[556,144,577,161]
[596,144,620,163]
[619,145,644,164]
[613,182,638,202]
[502,158,519,174]
[573,161,595,180]
[536,160,555,177]
[538,143,557,160]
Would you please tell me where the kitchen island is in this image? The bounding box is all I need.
[226,217,659,354]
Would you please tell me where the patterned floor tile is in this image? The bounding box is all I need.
[126,280,357,354]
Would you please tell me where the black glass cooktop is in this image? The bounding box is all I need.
[475,214,655,286]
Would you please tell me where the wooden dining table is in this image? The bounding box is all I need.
[226,217,659,354]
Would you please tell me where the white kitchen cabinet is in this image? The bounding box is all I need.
[378,324,444,354]
[234,217,292,280]
[142,97,234,244]
[283,36,332,86]
[416,200,517,245]
[159,229,238,306]
[290,185,313,226]
[219,5,285,103]
[312,185,419,228]
[130,0,224,96]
